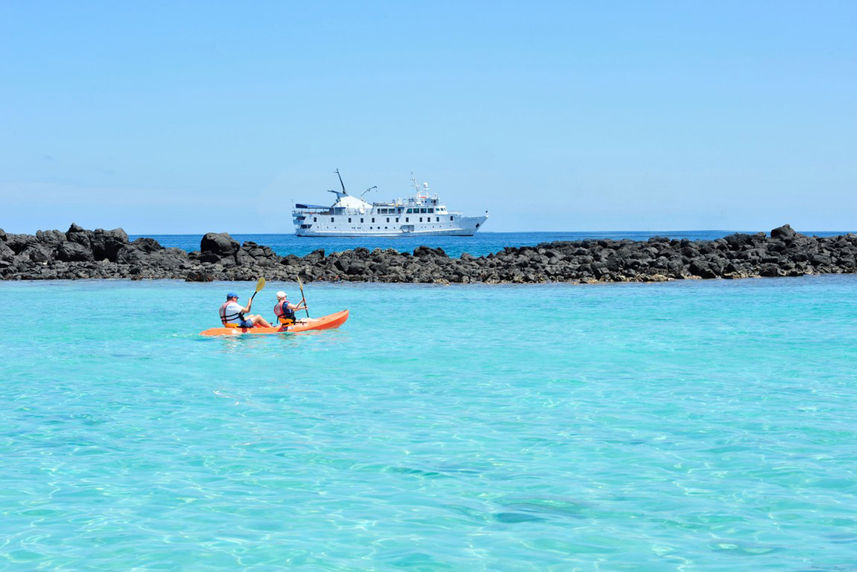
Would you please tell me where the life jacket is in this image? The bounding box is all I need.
[219,301,245,328]
[274,300,295,325]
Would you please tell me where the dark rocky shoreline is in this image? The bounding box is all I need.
[1,223,856,284]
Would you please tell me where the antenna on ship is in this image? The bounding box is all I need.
[360,185,377,199]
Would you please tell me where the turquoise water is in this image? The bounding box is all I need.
[2,276,857,569]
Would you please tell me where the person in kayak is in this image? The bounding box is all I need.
[273,290,307,326]
[219,292,271,329]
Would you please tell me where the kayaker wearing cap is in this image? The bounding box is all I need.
[273,291,307,326]
[219,292,271,329]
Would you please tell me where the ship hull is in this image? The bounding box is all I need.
[294,215,487,237]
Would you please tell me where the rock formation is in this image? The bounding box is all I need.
[1,224,856,284]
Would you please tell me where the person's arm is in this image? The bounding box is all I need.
[290,301,307,311]
[242,300,253,313]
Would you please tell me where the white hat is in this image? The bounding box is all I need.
[276,291,287,299]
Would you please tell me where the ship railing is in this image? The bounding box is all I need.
[293,207,334,215]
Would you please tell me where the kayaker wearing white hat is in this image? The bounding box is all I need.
[273,290,307,326]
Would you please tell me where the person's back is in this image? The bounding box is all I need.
[220,295,245,326]
[220,292,271,329]
[274,291,303,326]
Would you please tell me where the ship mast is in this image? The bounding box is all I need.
[336,168,347,195]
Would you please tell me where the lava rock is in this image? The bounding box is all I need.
[5,223,857,284]
[91,228,129,261]
[0,242,15,261]
[21,244,53,263]
[66,223,93,250]
[5,233,38,254]
[36,229,66,247]
[55,241,94,262]
[770,224,797,241]
[201,232,239,262]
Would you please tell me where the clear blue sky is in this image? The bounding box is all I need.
[1,1,855,233]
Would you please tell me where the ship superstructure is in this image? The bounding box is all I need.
[292,170,488,237]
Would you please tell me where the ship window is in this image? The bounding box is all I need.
[419,217,423,222]
[396,218,399,222]
[405,217,409,222]
[406,208,412,213]
[429,208,434,213]
[331,217,334,222]
[371,218,375,222]
[348,217,352,223]
[436,217,439,222]
[360,218,364,223]
[450,216,453,221]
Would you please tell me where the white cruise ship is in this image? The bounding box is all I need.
[292,171,488,237]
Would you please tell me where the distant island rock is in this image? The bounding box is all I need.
[1,223,856,283]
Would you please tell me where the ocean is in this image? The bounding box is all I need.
[2,274,856,569]
[132,230,851,258]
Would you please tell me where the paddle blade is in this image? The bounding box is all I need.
[249,277,266,303]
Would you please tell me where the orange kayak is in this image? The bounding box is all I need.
[199,310,349,337]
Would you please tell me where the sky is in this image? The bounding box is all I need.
[1,1,855,234]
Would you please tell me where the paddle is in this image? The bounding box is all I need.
[249,277,266,304]
[297,275,310,318]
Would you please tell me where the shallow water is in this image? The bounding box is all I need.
[2,276,856,569]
